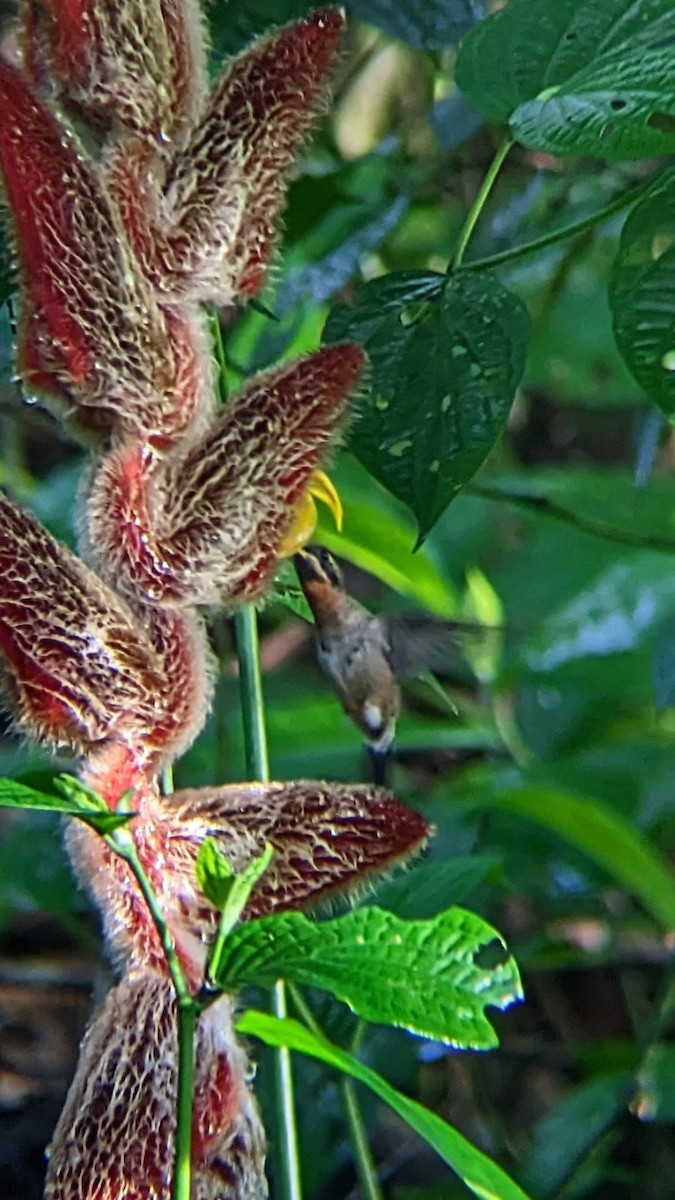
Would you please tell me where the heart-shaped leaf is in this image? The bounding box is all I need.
[324,270,529,542]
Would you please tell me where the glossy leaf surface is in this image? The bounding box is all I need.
[216,905,522,1047]
[325,271,529,540]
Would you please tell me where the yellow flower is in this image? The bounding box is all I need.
[278,470,343,557]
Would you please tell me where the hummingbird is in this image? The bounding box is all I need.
[293,545,486,783]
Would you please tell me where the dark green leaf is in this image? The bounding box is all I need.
[469,783,675,930]
[430,93,485,152]
[370,855,500,918]
[457,0,675,159]
[522,1073,632,1195]
[279,196,408,315]
[0,812,82,929]
[347,0,481,49]
[0,777,133,834]
[610,167,675,414]
[213,905,522,1048]
[324,271,529,541]
[237,1012,534,1200]
[209,0,309,58]
[209,0,480,57]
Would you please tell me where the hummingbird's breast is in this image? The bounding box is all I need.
[316,617,400,748]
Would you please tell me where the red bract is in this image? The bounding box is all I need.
[0,5,431,1198]
[162,9,345,302]
[0,494,166,757]
[44,973,265,1200]
[87,344,365,606]
[21,0,206,139]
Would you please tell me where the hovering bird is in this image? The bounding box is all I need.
[294,545,491,783]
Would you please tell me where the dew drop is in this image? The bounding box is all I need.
[661,349,675,371]
[429,459,440,473]
[374,396,389,411]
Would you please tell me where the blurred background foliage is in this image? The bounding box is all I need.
[2,1,675,1198]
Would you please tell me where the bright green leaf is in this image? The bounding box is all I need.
[319,455,461,616]
[237,1011,534,1200]
[0,777,133,834]
[213,905,522,1048]
[325,271,529,541]
[196,836,235,909]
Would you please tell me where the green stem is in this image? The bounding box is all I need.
[468,482,675,555]
[462,170,658,273]
[452,137,513,269]
[174,1002,198,1200]
[340,1077,384,1200]
[288,987,384,1200]
[234,606,301,1200]
[106,828,196,1200]
[235,607,270,780]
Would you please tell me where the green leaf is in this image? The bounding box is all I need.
[318,456,461,617]
[472,784,675,930]
[196,836,235,909]
[209,0,309,58]
[0,777,133,834]
[522,1073,632,1195]
[370,855,500,919]
[635,1044,675,1122]
[237,1011,534,1200]
[521,549,675,671]
[270,559,314,621]
[208,0,480,57]
[456,0,675,159]
[324,271,529,541]
[610,167,675,415]
[347,0,480,49]
[213,905,522,1048]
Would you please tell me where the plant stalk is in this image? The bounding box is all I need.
[288,985,384,1200]
[235,606,302,1200]
[452,137,513,269]
[174,1001,199,1200]
[107,829,196,1200]
[462,170,658,273]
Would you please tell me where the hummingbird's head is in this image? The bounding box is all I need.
[293,545,344,590]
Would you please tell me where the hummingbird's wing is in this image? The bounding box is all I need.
[383,613,501,680]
